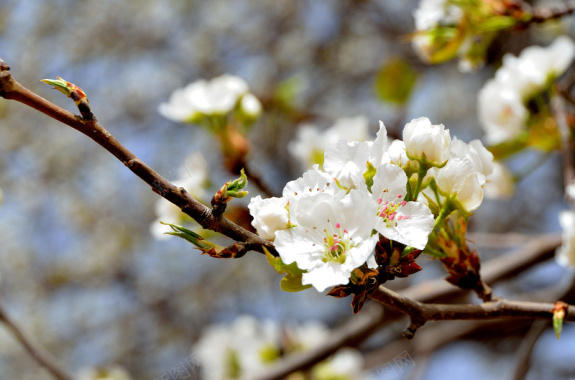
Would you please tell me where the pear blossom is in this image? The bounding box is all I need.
[435,157,484,212]
[413,0,462,31]
[194,316,373,380]
[484,162,515,199]
[497,36,575,99]
[289,116,370,168]
[322,121,390,190]
[450,138,494,185]
[388,139,417,169]
[371,164,434,249]
[159,74,250,122]
[556,210,575,268]
[239,92,262,119]
[249,167,335,240]
[248,196,289,240]
[478,80,528,145]
[194,315,280,380]
[412,0,463,63]
[403,117,451,166]
[311,348,371,380]
[478,36,575,144]
[323,139,372,190]
[567,183,575,201]
[274,190,379,292]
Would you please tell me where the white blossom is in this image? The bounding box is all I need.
[239,92,262,119]
[323,121,390,190]
[411,0,463,65]
[484,161,515,199]
[274,190,379,292]
[478,80,528,145]
[371,164,434,249]
[556,210,575,268]
[413,0,462,31]
[403,117,451,166]
[194,315,280,380]
[289,116,370,168]
[450,138,494,185]
[478,36,575,144]
[435,157,484,212]
[497,36,575,99]
[311,348,372,380]
[159,74,249,122]
[248,196,289,240]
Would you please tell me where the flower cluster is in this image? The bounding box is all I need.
[478,36,575,145]
[249,117,494,292]
[412,0,522,72]
[193,315,372,380]
[159,74,262,125]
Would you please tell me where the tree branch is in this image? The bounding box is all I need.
[528,0,575,23]
[369,285,575,338]
[0,305,73,380]
[0,58,277,256]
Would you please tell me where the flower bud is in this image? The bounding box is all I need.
[403,117,451,167]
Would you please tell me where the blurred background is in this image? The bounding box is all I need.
[0,0,574,379]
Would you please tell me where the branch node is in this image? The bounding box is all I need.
[403,321,422,340]
[0,58,9,71]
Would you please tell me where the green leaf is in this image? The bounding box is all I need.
[226,168,248,198]
[265,247,311,292]
[160,221,217,251]
[476,16,517,32]
[374,58,418,105]
[264,247,304,275]
[41,77,74,97]
[280,273,312,292]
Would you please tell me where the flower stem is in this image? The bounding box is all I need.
[410,165,429,201]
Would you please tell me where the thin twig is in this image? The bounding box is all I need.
[0,59,277,256]
[0,305,73,380]
[511,320,548,380]
[551,93,575,206]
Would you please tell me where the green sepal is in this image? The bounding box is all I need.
[421,191,440,216]
[363,161,377,192]
[264,247,311,292]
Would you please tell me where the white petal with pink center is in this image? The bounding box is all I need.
[274,190,379,292]
[371,163,434,249]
